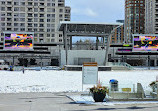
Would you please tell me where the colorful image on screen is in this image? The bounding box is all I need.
[4,33,33,50]
[133,35,158,51]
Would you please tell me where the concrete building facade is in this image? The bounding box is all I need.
[0,0,71,43]
[145,0,158,34]
[124,0,145,43]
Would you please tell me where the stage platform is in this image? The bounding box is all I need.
[64,65,111,71]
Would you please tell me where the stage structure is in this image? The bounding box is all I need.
[58,21,123,66]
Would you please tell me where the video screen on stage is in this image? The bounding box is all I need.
[133,35,158,52]
[4,33,33,50]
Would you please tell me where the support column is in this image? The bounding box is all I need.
[64,25,68,65]
[154,59,157,67]
[104,34,112,66]
[157,83,158,99]
[96,37,99,50]
[102,37,105,50]
[145,58,148,67]
[40,56,43,69]
[70,36,72,50]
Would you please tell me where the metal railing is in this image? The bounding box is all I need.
[108,62,135,70]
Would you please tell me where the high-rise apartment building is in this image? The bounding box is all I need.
[124,0,145,43]
[111,20,124,44]
[0,0,71,43]
[145,0,158,34]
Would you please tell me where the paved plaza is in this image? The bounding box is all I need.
[0,93,158,111]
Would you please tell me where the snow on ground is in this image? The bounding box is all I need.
[69,95,158,105]
[0,70,157,93]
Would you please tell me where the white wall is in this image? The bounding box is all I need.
[60,50,106,67]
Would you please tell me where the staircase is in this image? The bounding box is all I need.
[108,62,134,70]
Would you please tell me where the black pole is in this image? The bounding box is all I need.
[148,52,150,70]
[12,56,14,66]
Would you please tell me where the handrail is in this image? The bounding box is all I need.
[108,62,134,70]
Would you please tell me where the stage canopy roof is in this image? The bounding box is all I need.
[58,21,123,37]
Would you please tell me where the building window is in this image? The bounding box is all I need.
[7,2,11,5]
[1,38,4,41]
[52,14,55,18]
[59,14,63,18]
[40,39,44,42]
[20,18,25,21]
[51,39,55,42]
[34,14,38,17]
[39,24,44,27]
[59,34,62,37]
[14,18,18,21]
[34,38,38,42]
[39,29,44,32]
[14,7,19,11]
[28,28,32,31]
[47,24,50,27]
[34,29,38,32]
[47,14,51,17]
[40,14,44,17]
[1,7,5,11]
[1,23,5,26]
[20,28,25,31]
[34,8,38,12]
[34,3,38,6]
[59,39,62,42]
[47,3,51,6]
[40,19,44,22]
[34,18,38,22]
[47,19,50,22]
[1,1,5,5]
[59,9,63,12]
[39,34,44,37]
[34,24,38,27]
[51,34,55,37]
[47,39,50,42]
[21,2,25,5]
[14,2,19,5]
[47,34,50,37]
[14,28,19,31]
[14,23,18,26]
[47,29,51,32]
[51,19,55,22]
[51,29,55,32]
[52,3,55,6]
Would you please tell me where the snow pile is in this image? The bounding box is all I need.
[0,70,157,93]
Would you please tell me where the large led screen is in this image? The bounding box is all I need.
[133,35,158,52]
[4,33,33,50]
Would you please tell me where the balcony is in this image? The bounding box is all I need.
[28,14,33,17]
[58,0,64,3]
[28,8,33,12]
[58,3,64,7]
[39,3,45,6]
[28,20,33,22]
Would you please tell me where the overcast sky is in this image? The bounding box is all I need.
[65,0,125,23]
